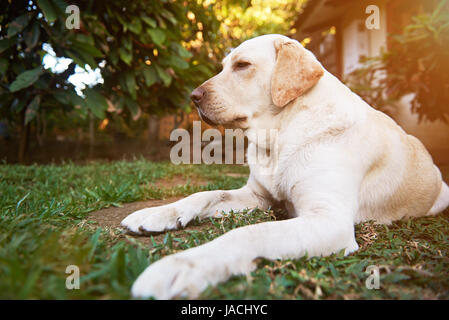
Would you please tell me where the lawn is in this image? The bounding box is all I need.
[0,159,448,299]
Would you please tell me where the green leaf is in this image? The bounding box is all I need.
[195,64,214,77]
[125,72,136,99]
[51,0,69,12]
[123,37,132,51]
[24,22,41,51]
[7,14,31,38]
[72,40,103,58]
[115,14,128,32]
[0,37,16,54]
[109,49,119,66]
[382,273,411,283]
[0,59,9,75]
[25,95,41,124]
[75,34,95,46]
[126,97,140,119]
[160,9,177,25]
[53,91,71,105]
[128,19,142,34]
[119,47,132,65]
[53,90,83,106]
[141,16,157,28]
[154,65,171,87]
[155,15,167,29]
[84,88,108,119]
[66,49,97,69]
[142,66,158,87]
[37,0,58,23]
[9,67,43,92]
[148,28,166,46]
[165,55,189,70]
[172,42,193,59]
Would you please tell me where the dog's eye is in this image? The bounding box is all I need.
[233,61,251,71]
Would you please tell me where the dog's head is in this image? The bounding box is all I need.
[190,34,324,128]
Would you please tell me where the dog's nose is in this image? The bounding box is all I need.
[190,87,206,106]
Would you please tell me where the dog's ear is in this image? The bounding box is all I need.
[271,39,324,107]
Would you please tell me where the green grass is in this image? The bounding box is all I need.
[0,159,448,299]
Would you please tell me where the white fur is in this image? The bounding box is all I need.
[122,35,449,299]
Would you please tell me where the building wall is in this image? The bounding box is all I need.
[341,1,387,75]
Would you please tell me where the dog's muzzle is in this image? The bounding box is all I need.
[190,87,216,126]
[197,108,216,126]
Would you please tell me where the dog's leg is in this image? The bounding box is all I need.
[130,164,360,299]
[121,183,270,234]
[131,210,358,299]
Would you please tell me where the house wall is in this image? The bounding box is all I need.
[341,19,368,74]
[341,1,387,74]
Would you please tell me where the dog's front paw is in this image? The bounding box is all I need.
[120,206,187,234]
[131,253,212,299]
[131,248,255,299]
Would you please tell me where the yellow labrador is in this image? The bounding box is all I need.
[121,34,449,299]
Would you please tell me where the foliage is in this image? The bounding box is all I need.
[0,0,220,132]
[1,0,307,162]
[346,0,449,122]
[212,0,304,50]
[0,0,305,127]
[0,160,448,299]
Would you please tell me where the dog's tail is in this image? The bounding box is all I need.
[428,168,449,215]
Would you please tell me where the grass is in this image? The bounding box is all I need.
[0,159,448,299]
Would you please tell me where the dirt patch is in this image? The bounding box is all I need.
[224,173,248,178]
[88,175,216,246]
[88,196,215,246]
[151,174,209,189]
[89,197,182,230]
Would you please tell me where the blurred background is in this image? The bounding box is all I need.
[1,0,448,165]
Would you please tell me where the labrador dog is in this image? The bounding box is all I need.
[121,34,449,299]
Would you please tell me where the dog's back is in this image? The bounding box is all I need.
[357,107,447,223]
